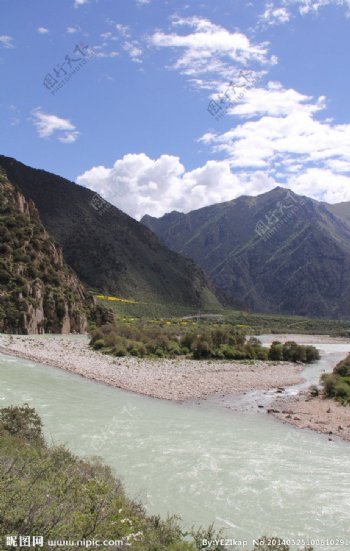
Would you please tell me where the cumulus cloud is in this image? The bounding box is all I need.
[76,141,350,221]
[224,81,325,119]
[0,35,14,48]
[291,168,350,203]
[77,154,263,219]
[149,16,275,90]
[199,79,350,205]
[31,109,79,143]
[37,27,49,34]
[200,82,350,172]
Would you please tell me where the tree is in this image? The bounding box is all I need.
[268,342,283,361]
[0,403,44,445]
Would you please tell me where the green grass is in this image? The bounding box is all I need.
[95,297,350,337]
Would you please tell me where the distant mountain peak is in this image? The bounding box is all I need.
[142,187,350,319]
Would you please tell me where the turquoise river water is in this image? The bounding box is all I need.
[1,338,350,550]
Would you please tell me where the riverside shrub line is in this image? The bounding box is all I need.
[90,320,320,362]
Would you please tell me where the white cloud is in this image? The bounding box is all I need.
[122,41,143,63]
[294,0,350,15]
[76,142,350,220]
[225,81,325,119]
[0,35,14,49]
[91,45,119,58]
[31,109,79,143]
[77,154,256,219]
[115,24,131,38]
[149,16,275,90]
[259,3,291,26]
[290,168,350,204]
[136,0,151,4]
[198,80,350,205]
[74,0,89,7]
[201,83,350,173]
[66,26,81,34]
[259,0,350,24]
[37,27,49,34]
[101,31,113,40]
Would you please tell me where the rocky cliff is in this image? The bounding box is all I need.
[0,169,91,334]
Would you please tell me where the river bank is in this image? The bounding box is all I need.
[260,334,350,442]
[0,334,303,401]
[1,333,349,443]
[271,392,350,442]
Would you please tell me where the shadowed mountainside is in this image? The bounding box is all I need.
[0,155,220,311]
[142,187,350,319]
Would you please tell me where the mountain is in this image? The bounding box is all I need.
[0,169,92,334]
[142,187,350,319]
[0,156,219,310]
[327,201,350,229]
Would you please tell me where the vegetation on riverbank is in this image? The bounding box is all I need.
[321,353,350,404]
[95,295,350,337]
[0,405,313,551]
[268,341,320,363]
[0,404,219,550]
[90,320,319,362]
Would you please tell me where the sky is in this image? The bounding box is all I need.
[1,0,350,220]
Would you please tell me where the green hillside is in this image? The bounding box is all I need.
[0,155,220,311]
[0,169,91,334]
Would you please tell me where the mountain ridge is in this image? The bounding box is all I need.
[142,187,350,319]
[0,155,220,311]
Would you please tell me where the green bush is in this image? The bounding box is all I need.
[89,323,319,364]
[0,403,44,445]
[268,342,284,361]
[321,354,350,404]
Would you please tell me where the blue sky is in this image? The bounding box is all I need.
[1,0,350,219]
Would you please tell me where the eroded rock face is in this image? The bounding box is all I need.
[0,173,91,334]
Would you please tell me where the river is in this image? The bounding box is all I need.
[1,339,350,550]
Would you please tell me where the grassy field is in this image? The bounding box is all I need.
[95,295,350,337]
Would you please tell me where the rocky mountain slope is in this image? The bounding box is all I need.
[0,169,95,334]
[0,156,220,310]
[142,187,350,319]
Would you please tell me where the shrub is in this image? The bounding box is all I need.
[92,338,105,350]
[192,338,211,359]
[89,322,319,364]
[268,342,284,361]
[0,403,44,445]
[113,345,127,357]
[321,353,350,404]
[309,385,319,397]
[0,268,10,284]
